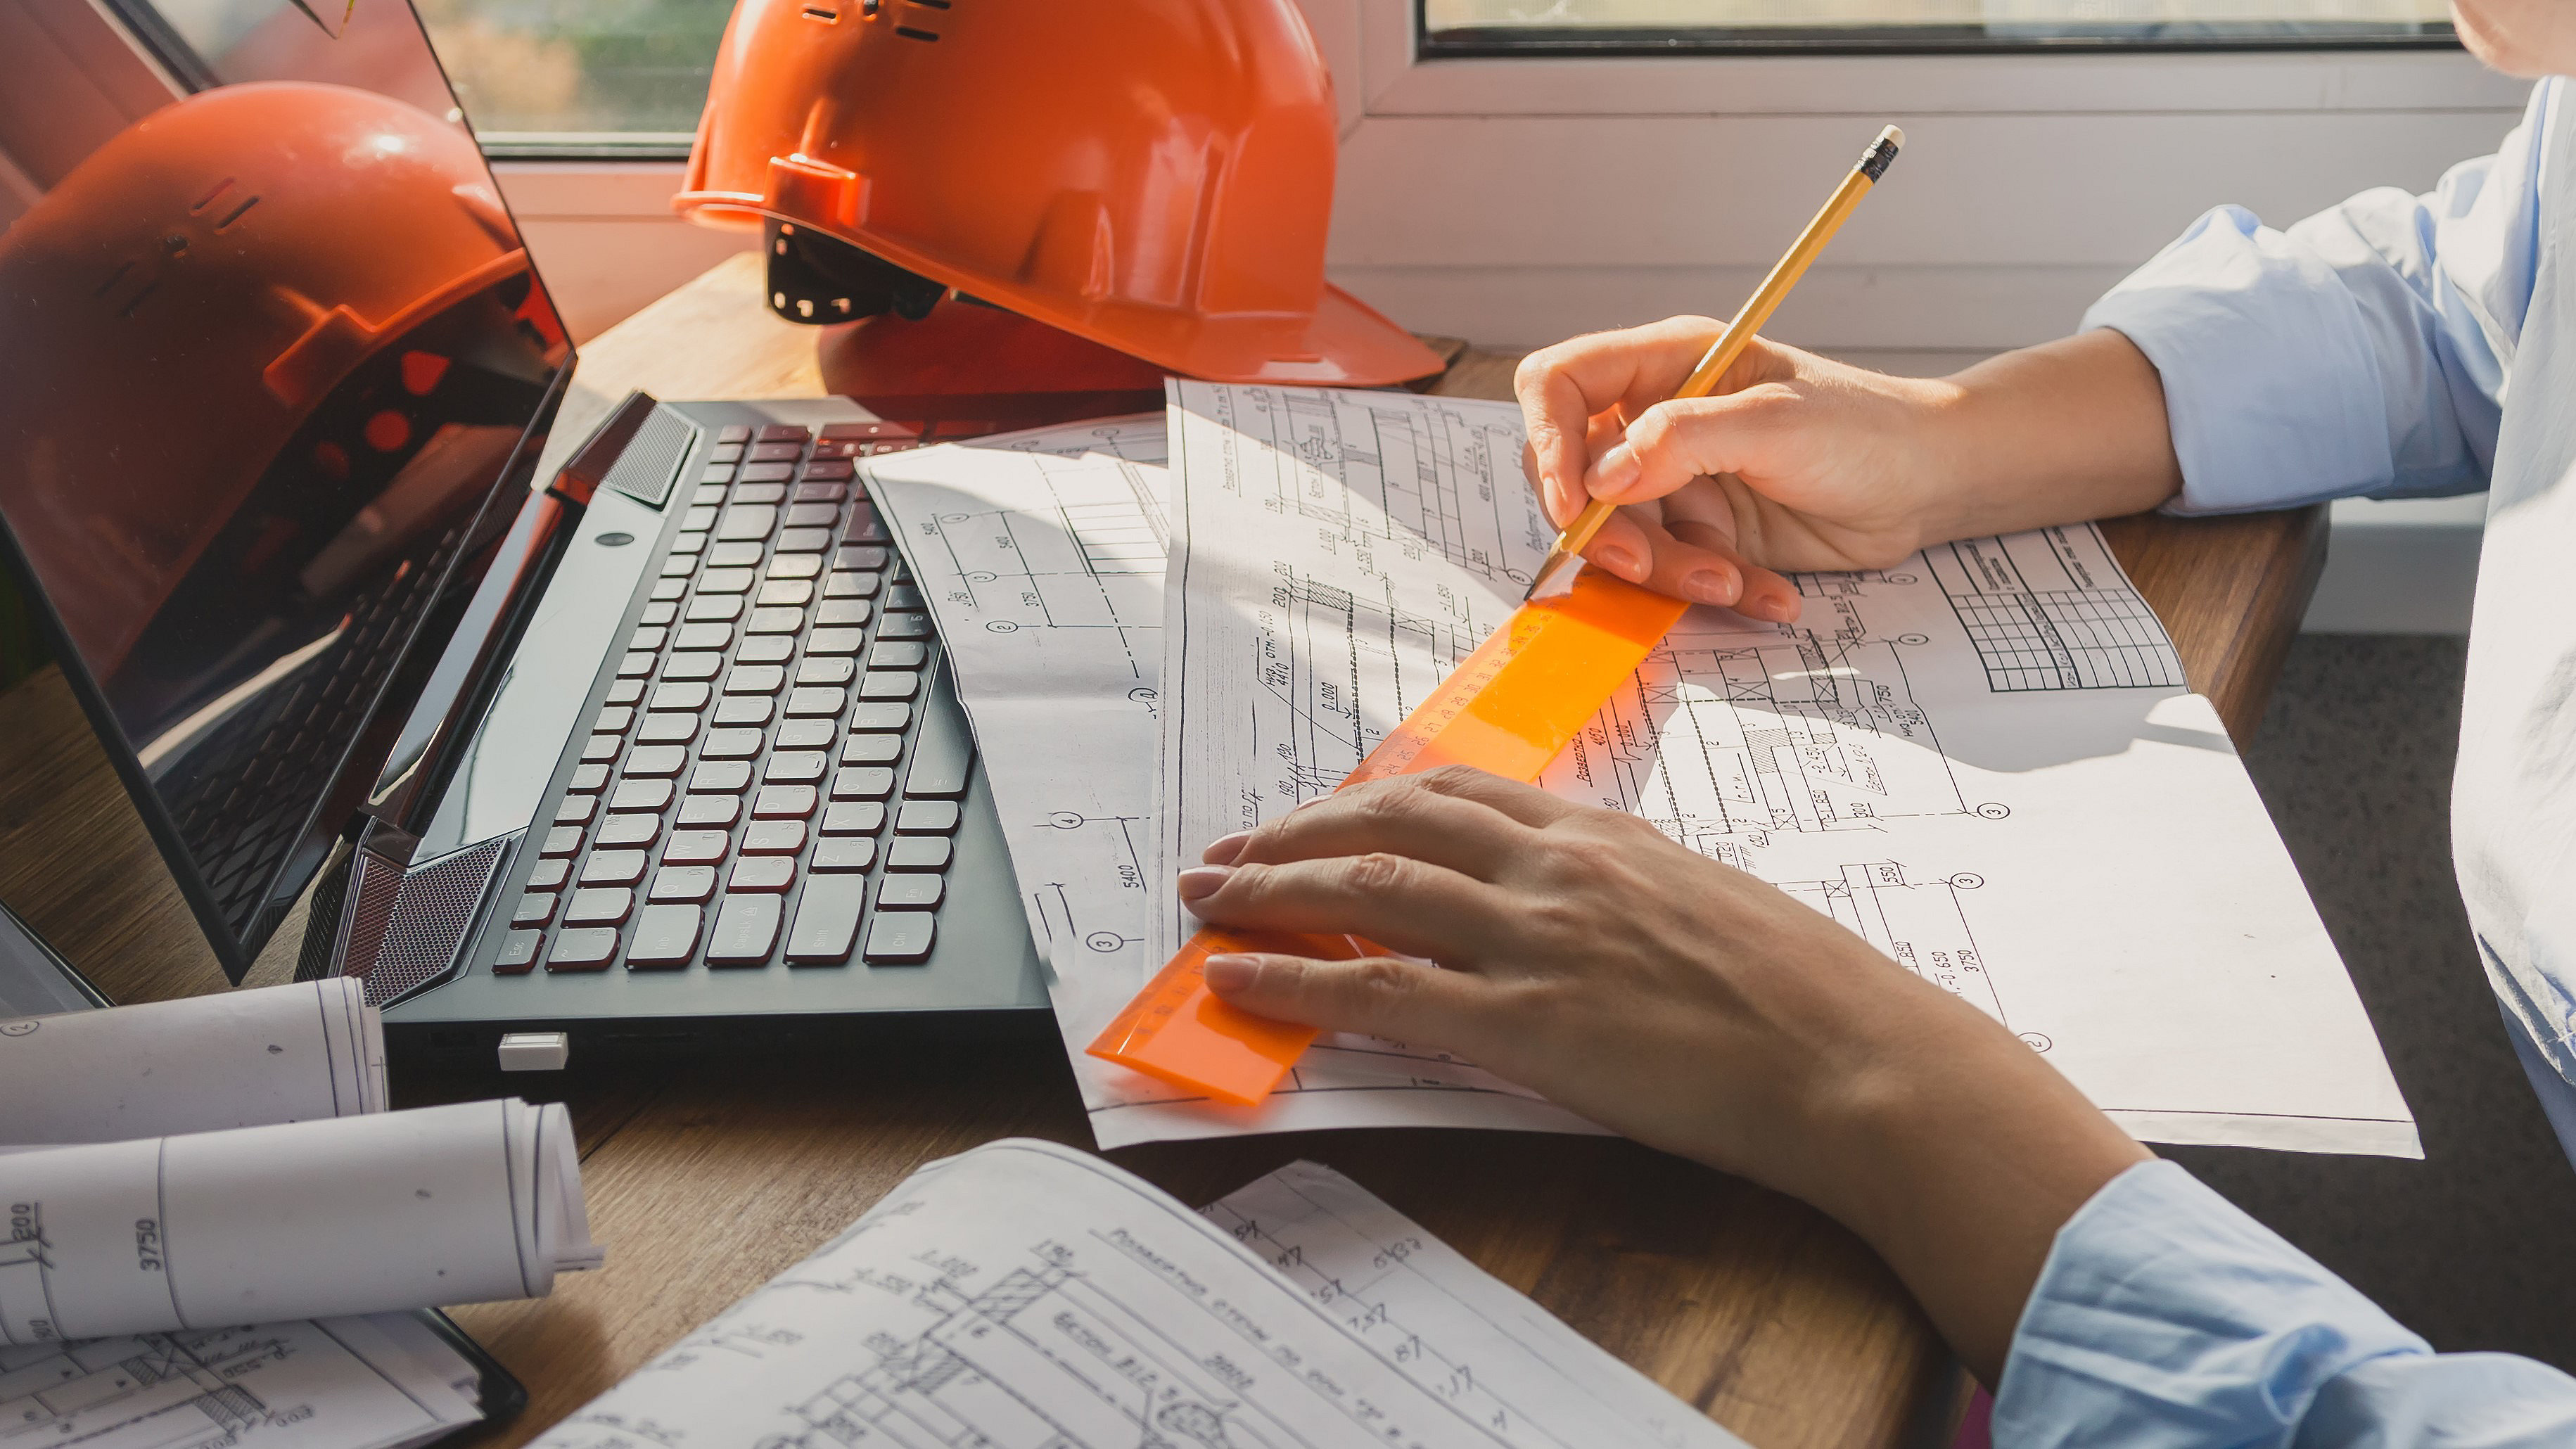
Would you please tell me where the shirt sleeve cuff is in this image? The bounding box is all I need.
[2082,205,2397,515]
[1995,1159,2429,1446]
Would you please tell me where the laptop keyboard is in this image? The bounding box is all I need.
[492,421,972,976]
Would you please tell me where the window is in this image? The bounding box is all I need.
[414,0,732,155]
[1423,0,2455,53]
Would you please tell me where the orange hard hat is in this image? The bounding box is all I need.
[0,81,559,677]
[676,0,1442,388]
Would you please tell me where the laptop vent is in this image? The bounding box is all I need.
[336,846,408,984]
[600,407,698,509]
[357,838,509,1008]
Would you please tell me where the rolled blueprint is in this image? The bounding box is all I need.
[0,1097,601,1342]
[0,978,385,1144]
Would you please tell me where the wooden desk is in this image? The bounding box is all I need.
[0,251,2326,1449]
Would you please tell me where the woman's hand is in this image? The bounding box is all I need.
[1515,321,2183,618]
[1178,767,2148,1381]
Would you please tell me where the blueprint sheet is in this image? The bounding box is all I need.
[530,1139,1736,1449]
[1160,381,2414,1158]
[0,1313,481,1448]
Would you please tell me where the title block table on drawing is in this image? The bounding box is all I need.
[0,250,2328,1449]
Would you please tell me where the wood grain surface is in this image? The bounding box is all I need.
[0,249,2325,1449]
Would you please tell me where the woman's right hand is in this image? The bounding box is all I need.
[1514,320,2181,619]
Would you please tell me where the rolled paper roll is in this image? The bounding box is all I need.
[0,1097,599,1342]
[0,978,384,1144]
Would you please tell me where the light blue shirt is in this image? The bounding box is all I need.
[1998,77,2576,1443]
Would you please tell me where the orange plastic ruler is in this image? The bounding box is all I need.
[1086,566,1690,1106]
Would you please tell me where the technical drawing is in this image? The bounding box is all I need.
[1927,529,2185,692]
[0,1324,317,1444]
[1248,570,1496,793]
[1776,862,2007,1026]
[1218,385,1542,583]
[911,452,1167,681]
[1030,811,1153,958]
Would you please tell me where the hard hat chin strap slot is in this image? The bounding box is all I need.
[765,219,947,325]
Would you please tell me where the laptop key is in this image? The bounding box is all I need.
[785,687,846,717]
[896,800,962,835]
[606,677,646,706]
[737,636,794,665]
[846,507,892,544]
[658,554,698,577]
[580,733,620,763]
[677,794,740,827]
[757,423,810,443]
[625,745,689,777]
[765,751,828,784]
[692,483,730,506]
[639,712,698,743]
[731,856,795,892]
[784,502,841,529]
[784,875,864,964]
[650,576,687,601]
[626,905,702,969]
[863,911,936,964]
[650,682,710,711]
[776,718,836,750]
[494,931,542,974]
[540,826,584,856]
[513,893,556,926]
[835,544,889,570]
[696,568,755,594]
[628,627,668,652]
[798,657,856,687]
[554,795,595,826]
[757,579,815,607]
[547,928,620,972]
[718,425,751,443]
[663,831,729,865]
[714,696,774,727]
[842,734,900,765]
[691,760,753,793]
[597,812,660,848]
[753,784,817,819]
[805,628,864,656]
[774,528,834,554]
[743,819,807,854]
[823,570,880,599]
[568,763,610,793]
[639,601,679,627]
[701,727,765,760]
[850,703,910,732]
[813,837,876,872]
[685,594,744,621]
[749,440,803,462]
[815,600,873,628]
[859,670,919,699]
[821,801,885,836]
[675,622,733,651]
[668,534,706,557]
[799,457,857,480]
[876,611,931,639]
[707,895,782,966]
[867,641,926,670]
[888,582,926,609]
[609,777,673,811]
[878,874,943,909]
[886,837,952,872]
[791,480,847,502]
[583,849,649,885]
[725,665,786,695]
[905,692,974,798]
[746,606,805,633]
[716,504,777,541]
[765,554,824,580]
[594,706,635,734]
[739,462,794,485]
[833,767,894,800]
[663,653,724,682]
[526,857,570,891]
[707,542,764,569]
[564,887,634,927]
[649,864,718,902]
[732,481,788,504]
[682,505,719,532]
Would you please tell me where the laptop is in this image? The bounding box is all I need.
[0,0,1047,1071]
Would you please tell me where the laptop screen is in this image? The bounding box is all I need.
[0,0,573,974]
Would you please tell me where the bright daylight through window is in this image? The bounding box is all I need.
[1426,0,2452,50]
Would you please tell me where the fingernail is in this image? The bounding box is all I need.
[1176,865,1234,900]
[1594,545,1638,577]
[1204,954,1259,992]
[1590,442,1639,496]
[1681,570,1733,606]
[1756,593,1800,622]
[1201,830,1254,864]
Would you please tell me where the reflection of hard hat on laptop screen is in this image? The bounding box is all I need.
[674,0,1443,388]
[0,80,560,676]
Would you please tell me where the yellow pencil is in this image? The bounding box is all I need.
[1524,124,1905,602]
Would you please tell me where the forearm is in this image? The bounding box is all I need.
[1784,977,2151,1385]
[1916,329,2183,544]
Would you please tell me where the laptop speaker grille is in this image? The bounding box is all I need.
[599,407,696,509]
[357,838,508,1007]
